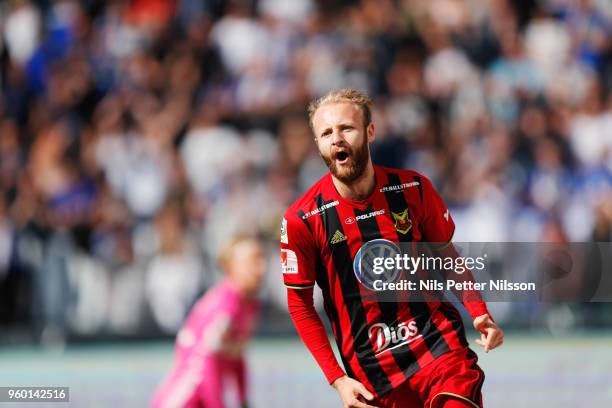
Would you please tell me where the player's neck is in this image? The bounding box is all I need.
[331,161,376,201]
[227,278,257,299]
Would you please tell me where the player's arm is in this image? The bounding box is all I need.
[234,357,248,408]
[287,287,345,383]
[203,313,251,357]
[281,214,378,408]
[434,243,504,352]
[419,176,504,352]
[205,316,250,406]
[287,288,377,408]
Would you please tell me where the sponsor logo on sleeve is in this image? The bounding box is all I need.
[280,249,298,274]
[280,218,288,243]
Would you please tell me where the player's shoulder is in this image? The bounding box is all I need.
[202,282,242,313]
[376,164,422,178]
[283,172,331,222]
[375,165,432,186]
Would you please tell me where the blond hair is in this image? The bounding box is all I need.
[217,234,260,271]
[307,88,373,132]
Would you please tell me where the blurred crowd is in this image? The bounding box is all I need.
[0,0,611,342]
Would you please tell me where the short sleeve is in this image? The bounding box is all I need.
[280,211,318,289]
[419,176,455,243]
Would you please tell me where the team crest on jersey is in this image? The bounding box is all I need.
[391,209,412,235]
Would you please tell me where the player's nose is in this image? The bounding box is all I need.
[331,128,344,145]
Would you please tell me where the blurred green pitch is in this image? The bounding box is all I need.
[1,333,611,407]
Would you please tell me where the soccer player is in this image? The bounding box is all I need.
[151,236,265,408]
[280,89,503,408]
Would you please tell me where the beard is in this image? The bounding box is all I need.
[320,132,370,184]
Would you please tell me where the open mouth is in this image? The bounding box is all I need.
[335,151,350,164]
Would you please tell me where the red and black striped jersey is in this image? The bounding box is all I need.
[281,165,488,397]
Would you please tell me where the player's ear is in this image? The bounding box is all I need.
[366,122,375,143]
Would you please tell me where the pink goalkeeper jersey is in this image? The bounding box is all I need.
[151,281,260,408]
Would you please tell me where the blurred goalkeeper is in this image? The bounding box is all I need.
[152,236,265,408]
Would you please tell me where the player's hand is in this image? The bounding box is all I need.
[332,375,379,408]
[473,314,504,352]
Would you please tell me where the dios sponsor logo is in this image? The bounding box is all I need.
[368,321,421,355]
